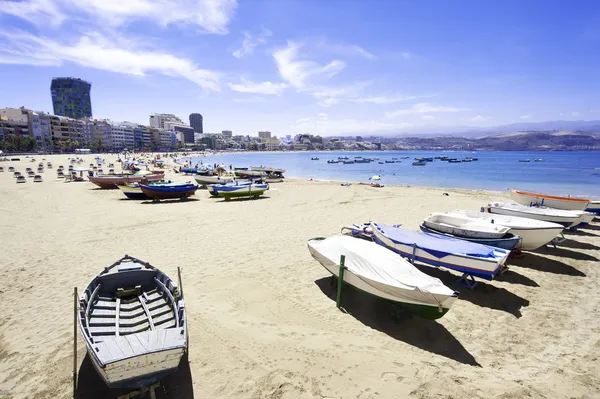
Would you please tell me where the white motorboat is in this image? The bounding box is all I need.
[451,210,564,250]
[486,202,584,229]
[509,189,590,211]
[307,235,458,319]
[423,212,510,239]
[193,175,234,186]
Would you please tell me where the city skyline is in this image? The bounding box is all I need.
[1,1,600,136]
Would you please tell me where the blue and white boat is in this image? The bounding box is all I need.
[207,180,251,197]
[140,182,198,200]
[371,223,510,286]
[585,200,600,215]
[213,183,269,200]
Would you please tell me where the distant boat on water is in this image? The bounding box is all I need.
[519,159,531,163]
[412,161,426,166]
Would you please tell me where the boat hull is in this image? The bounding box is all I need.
[193,175,234,186]
[486,205,582,228]
[586,201,600,215]
[140,184,198,199]
[372,224,509,281]
[215,184,269,199]
[89,173,164,189]
[117,185,149,200]
[419,224,521,251]
[509,189,590,211]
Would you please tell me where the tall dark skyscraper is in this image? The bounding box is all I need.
[189,113,203,133]
[51,77,92,119]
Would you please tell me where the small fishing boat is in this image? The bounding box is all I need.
[519,159,531,163]
[78,255,187,389]
[423,213,511,239]
[235,169,263,178]
[250,166,286,175]
[117,183,149,200]
[534,159,542,162]
[451,209,564,250]
[371,223,510,283]
[486,202,585,229]
[37,167,44,173]
[214,183,269,200]
[16,175,26,183]
[307,236,459,319]
[33,175,43,182]
[327,160,340,164]
[207,181,251,197]
[8,167,15,172]
[448,159,461,163]
[310,157,319,160]
[181,167,197,174]
[57,171,65,179]
[47,162,53,169]
[419,224,521,251]
[385,160,394,163]
[343,160,355,164]
[509,189,590,211]
[412,161,426,166]
[193,174,234,186]
[88,172,165,189]
[585,200,600,215]
[140,182,199,200]
[378,162,385,164]
[13,171,21,178]
[27,171,35,178]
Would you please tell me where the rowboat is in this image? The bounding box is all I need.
[586,200,600,215]
[214,183,269,200]
[412,161,426,166]
[307,236,459,319]
[486,202,586,229]
[88,172,165,189]
[234,169,263,178]
[509,189,590,211]
[117,183,149,200]
[140,182,198,200]
[371,223,510,283]
[452,210,564,250]
[419,224,521,251]
[250,166,286,174]
[207,181,251,197]
[78,255,187,389]
[193,175,234,186]
[423,212,510,239]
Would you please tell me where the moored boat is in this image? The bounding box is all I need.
[78,255,187,389]
[371,223,510,282]
[214,183,269,200]
[88,172,165,189]
[307,236,459,319]
[451,209,565,250]
[509,189,590,211]
[140,182,198,200]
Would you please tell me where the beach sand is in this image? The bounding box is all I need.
[0,154,599,399]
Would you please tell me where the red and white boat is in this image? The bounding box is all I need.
[88,172,165,189]
[509,189,590,211]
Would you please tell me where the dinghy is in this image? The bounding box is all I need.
[207,181,251,197]
[451,210,564,250]
[140,182,198,200]
[78,255,187,389]
[88,172,165,189]
[509,189,590,211]
[486,202,585,229]
[419,225,521,251]
[371,223,510,286]
[214,183,269,200]
[193,174,234,186]
[307,236,458,319]
[423,213,510,239]
[33,175,43,182]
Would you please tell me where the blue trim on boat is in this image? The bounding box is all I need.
[419,224,521,251]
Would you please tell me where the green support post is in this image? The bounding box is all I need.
[336,255,346,309]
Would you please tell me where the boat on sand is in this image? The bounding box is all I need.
[423,212,510,239]
[88,172,164,189]
[140,182,198,200]
[78,255,187,389]
[307,236,458,319]
[485,202,586,229]
[213,183,269,200]
[509,189,590,211]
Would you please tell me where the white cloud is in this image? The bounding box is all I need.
[273,41,345,89]
[520,115,531,120]
[385,103,462,119]
[233,96,267,103]
[228,78,287,95]
[400,52,411,59]
[571,111,582,117]
[232,27,272,58]
[318,113,328,118]
[0,0,238,34]
[422,115,435,120]
[290,114,412,135]
[353,93,438,104]
[316,42,375,59]
[469,115,490,121]
[0,30,221,91]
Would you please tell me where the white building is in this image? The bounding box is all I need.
[258,131,271,139]
[149,113,184,129]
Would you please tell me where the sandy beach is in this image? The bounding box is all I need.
[0,153,599,399]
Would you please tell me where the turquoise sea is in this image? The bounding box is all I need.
[188,151,600,197]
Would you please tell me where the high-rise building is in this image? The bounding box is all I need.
[174,125,195,144]
[258,131,271,139]
[221,130,232,138]
[149,113,183,129]
[189,113,203,133]
[51,77,92,119]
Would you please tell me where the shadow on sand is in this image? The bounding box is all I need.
[494,269,539,287]
[511,252,586,277]
[563,229,599,238]
[76,353,194,399]
[314,277,481,367]
[580,223,600,231]
[556,238,600,251]
[412,266,529,318]
[539,246,599,262]
[217,196,270,203]
[141,198,200,205]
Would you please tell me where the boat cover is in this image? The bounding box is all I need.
[373,223,501,259]
[308,236,455,304]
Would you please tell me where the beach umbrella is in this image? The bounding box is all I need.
[369,175,381,180]
[134,170,153,176]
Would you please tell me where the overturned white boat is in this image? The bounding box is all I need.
[307,235,459,319]
[486,202,586,229]
[78,255,187,389]
[423,212,510,239]
[452,210,564,250]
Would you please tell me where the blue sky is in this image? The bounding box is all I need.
[0,0,599,136]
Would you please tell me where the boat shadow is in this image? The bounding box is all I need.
[510,252,586,277]
[314,277,481,367]
[538,246,599,262]
[493,269,539,287]
[75,353,194,398]
[216,196,270,203]
[556,238,600,251]
[563,229,599,238]
[140,198,200,205]
[579,222,600,231]
[412,266,529,318]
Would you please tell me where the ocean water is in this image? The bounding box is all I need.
[187,151,600,197]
